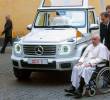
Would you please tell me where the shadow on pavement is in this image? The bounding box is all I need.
[14,71,71,86]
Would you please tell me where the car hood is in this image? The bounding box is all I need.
[22,28,76,43]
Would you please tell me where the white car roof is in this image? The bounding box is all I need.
[38,6,94,11]
[39,0,94,10]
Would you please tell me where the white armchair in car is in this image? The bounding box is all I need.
[50,16,70,26]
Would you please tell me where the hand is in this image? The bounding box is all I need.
[76,62,83,66]
[1,32,4,36]
[84,63,92,67]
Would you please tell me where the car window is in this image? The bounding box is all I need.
[34,10,86,28]
[88,11,95,25]
[35,12,45,26]
[50,16,70,26]
[43,0,83,7]
[66,11,85,27]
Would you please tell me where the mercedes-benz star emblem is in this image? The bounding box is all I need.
[35,46,44,55]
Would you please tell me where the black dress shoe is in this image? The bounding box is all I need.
[64,86,75,94]
[74,90,82,99]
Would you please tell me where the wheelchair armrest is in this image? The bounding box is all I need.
[96,60,109,68]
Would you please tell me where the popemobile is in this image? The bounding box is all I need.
[11,0,100,79]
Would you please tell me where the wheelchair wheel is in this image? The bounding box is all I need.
[88,87,96,96]
[96,67,110,93]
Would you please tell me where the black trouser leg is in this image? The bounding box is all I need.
[0,38,9,53]
[78,77,85,93]
[9,38,13,46]
[74,77,85,98]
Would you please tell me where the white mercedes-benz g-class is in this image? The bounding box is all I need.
[11,0,100,79]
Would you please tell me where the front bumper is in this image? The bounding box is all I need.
[11,55,79,71]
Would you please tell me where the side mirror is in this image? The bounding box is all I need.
[27,24,32,30]
[89,24,99,32]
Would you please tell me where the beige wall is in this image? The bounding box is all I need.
[0,0,110,37]
[0,0,40,37]
[89,0,110,14]
[89,0,100,14]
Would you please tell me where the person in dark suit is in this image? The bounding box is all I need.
[100,12,110,50]
[0,15,13,53]
[106,5,110,19]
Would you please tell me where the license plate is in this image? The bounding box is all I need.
[28,58,48,64]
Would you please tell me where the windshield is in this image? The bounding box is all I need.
[34,10,86,28]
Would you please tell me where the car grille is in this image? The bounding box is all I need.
[23,45,56,56]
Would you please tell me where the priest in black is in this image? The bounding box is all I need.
[100,12,110,50]
[0,15,13,53]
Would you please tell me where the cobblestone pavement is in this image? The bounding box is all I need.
[0,47,110,100]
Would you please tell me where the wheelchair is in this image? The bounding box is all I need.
[83,60,110,96]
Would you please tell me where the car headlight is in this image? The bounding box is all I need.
[59,45,71,55]
[14,43,22,54]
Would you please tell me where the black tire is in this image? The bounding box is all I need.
[63,71,71,83]
[13,67,32,80]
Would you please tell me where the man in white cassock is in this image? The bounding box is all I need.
[65,33,109,98]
